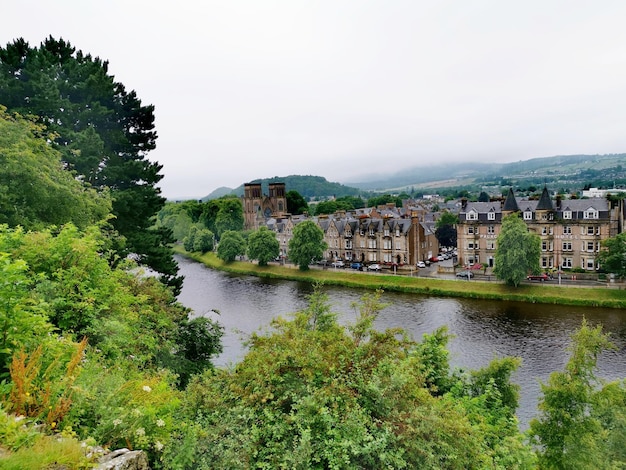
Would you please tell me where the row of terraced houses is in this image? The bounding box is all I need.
[242,182,624,272]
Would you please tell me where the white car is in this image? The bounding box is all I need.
[331,260,345,268]
[367,263,382,271]
[416,261,426,268]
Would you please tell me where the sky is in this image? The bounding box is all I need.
[4,1,626,200]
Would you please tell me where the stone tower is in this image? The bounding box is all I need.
[242,182,287,230]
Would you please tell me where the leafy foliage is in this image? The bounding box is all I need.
[0,107,111,230]
[166,287,535,469]
[494,214,541,286]
[286,190,309,215]
[247,226,279,266]
[0,37,180,291]
[288,220,327,270]
[530,319,626,469]
[598,232,626,278]
[217,230,246,262]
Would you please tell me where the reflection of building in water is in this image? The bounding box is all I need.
[242,182,287,230]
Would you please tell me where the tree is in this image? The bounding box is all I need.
[0,37,181,292]
[493,214,541,286]
[0,107,111,230]
[217,230,246,262]
[367,194,402,208]
[166,288,535,468]
[192,228,215,253]
[287,220,327,270]
[478,191,490,202]
[247,227,279,266]
[598,232,626,278]
[214,198,244,237]
[530,319,626,469]
[286,190,309,215]
[435,212,459,249]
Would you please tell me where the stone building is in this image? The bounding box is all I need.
[242,182,287,230]
[457,187,619,271]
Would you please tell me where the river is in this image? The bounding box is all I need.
[175,255,626,429]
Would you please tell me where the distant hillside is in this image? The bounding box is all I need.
[201,154,626,201]
[202,175,362,201]
[344,161,498,190]
[346,154,626,192]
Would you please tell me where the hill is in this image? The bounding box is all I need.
[202,175,362,200]
[346,153,626,193]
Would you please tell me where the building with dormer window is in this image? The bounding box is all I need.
[457,187,619,271]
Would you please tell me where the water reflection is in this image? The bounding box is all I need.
[175,255,626,429]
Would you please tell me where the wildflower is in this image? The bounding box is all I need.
[113,419,122,427]
[142,385,152,393]
[156,418,165,427]
[155,441,164,451]
[131,408,142,417]
[135,427,145,437]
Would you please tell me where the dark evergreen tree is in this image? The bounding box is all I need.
[286,190,309,214]
[0,37,182,293]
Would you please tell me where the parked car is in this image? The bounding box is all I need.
[350,262,363,270]
[416,261,426,268]
[331,260,345,268]
[367,263,382,271]
[456,270,474,278]
[428,256,439,263]
[527,273,550,282]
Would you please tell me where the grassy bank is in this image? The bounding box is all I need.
[175,247,626,309]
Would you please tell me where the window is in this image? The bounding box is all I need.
[384,228,390,237]
[563,210,572,220]
[542,257,549,268]
[488,211,495,220]
[587,241,594,252]
[583,208,598,219]
[395,228,400,237]
[345,240,352,249]
[488,225,495,234]
[562,257,573,268]
[587,226,595,235]
[368,240,376,249]
[487,241,496,250]
[468,226,475,234]
[468,241,479,250]
[563,225,572,234]
[562,241,572,251]
[467,210,478,221]
[384,253,392,262]
[523,211,533,220]
[383,239,392,250]
[360,240,365,248]
[585,258,595,270]
[542,241,548,251]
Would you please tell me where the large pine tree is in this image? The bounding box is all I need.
[0,37,182,293]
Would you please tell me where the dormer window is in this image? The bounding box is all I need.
[583,207,598,219]
[467,210,478,221]
[487,211,495,221]
[563,210,572,220]
[523,210,533,221]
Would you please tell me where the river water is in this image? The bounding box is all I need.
[175,255,626,429]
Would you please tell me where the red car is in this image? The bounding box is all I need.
[527,273,549,282]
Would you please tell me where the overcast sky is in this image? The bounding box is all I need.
[4,1,626,199]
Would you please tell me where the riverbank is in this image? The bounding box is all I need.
[175,247,626,309]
